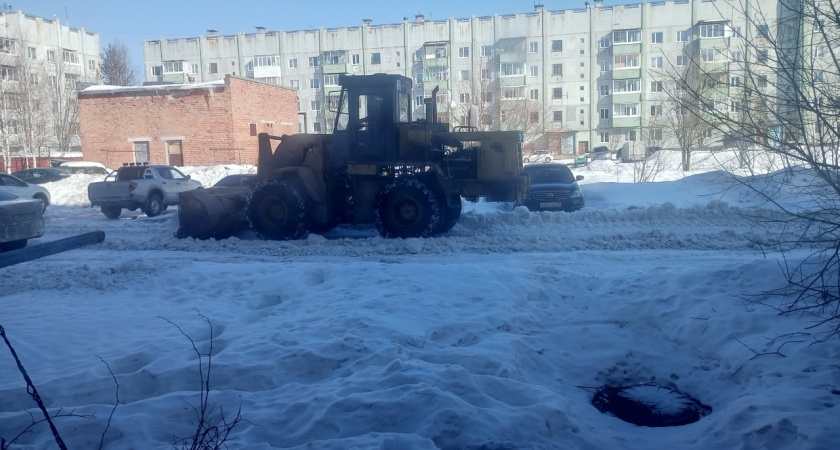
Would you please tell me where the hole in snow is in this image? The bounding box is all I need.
[591,383,711,427]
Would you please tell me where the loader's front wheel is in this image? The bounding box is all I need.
[247,178,310,240]
[435,193,462,234]
[374,178,442,239]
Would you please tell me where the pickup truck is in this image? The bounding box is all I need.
[88,165,202,219]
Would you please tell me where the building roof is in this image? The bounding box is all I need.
[79,79,227,96]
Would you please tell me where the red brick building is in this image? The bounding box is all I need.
[78,75,299,168]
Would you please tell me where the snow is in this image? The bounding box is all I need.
[0,150,837,449]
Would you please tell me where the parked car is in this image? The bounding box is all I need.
[11,167,70,184]
[213,174,257,188]
[524,150,554,164]
[59,161,111,175]
[520,163,585,212]
[88,164,203,218]
[0,189,45,252]
[0,174,51,211]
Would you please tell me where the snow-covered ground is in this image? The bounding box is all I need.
[0,151,837,449]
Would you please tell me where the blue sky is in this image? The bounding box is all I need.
[14,0,611,77]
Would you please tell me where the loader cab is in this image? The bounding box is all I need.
[333,74,413,163]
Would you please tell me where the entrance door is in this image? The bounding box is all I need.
[167,140,184,166]
[578,141,589,155]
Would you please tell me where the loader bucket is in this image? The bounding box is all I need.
[176,186,251,240]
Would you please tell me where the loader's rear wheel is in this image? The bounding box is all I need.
[374,178,442,239]
[247,178,310,240]
[435,193,462,234]
[101,205,122,219]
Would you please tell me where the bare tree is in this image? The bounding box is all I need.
[10,43,50,167]
[100,41,137,86]
[0,78,17,172]
[46,57,81,155]
[683,0,840,340]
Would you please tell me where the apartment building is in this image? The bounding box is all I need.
[142,0,784,160]
[0,10,100,168]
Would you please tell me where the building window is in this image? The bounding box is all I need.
[730,76,741,86]
[501,86,525,100]
[757,49,768,62]
[63,49,80,65]
[481,45,492,57]
[613,29,642,44]
[651,104,662,116]
[308,56,319,67]
[253,55,279,67]
[529,42,538,53]
[310,100,321,111]
[731,51,743,62]
[600,108,609,119]
[64,74,78,88]
[88,60,96,70]
[313,122,322,133]
[460,93,471,103]
[757,24,770,38]
[324,74,339,86]
[613,54,640,69]
[613,79,640,93]
[600,84,610,96]
[651,56,663,68]
[27,46,36,59]
[288,58,298,68]
[289,79,300,89]
[613,103,640,117]
[758,75,768,87]
[133,141,150,164]
[208,62,218,73]
[599,36,611,48]
[651,32,663,44]
[650,81,662,92]
[414,95,424,106]
[552,64,563,76]
[481,69,491,80]
[553,111,563,122]
[371,53,381,64]
[600,132,610,143]
[529,65,539,77]
[322,51,341,65]
[310,78,320,89]
[599,60,609,72]
[676,54,687,66]
[626,130,637,141]
[701,48,720,62]
[729,101,739,113]
[700,24,726,38]
[529,89,539,100]
[0,38,16,55]
[163,61,184,73]
[650,129,663,140]
[458,46,469,58]
[457,69,468,81]
[552,40,563,52]
[151,65,162,76]
[352,53,360,64]
[552,87,563,99]
[46,50,55,62]
[0,65,17,81]
[500,63,524,76]
[676,30,689,42]
[414,72,423,84]
[481,92,493,103]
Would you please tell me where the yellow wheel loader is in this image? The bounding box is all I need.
[177,73,528,240]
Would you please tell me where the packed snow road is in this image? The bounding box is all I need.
[39,199,783,259]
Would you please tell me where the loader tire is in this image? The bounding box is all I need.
[435,194,462,235]
[144,194,164,217]
[102,205,122,219]
[374,178,442,239]
[247,178,310,241]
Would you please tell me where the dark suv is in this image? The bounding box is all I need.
[520,163,585,212]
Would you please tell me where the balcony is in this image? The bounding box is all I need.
[499,75,526,86]
[422,57,449,68]
[612,116,641,128]
[611,43,642,55]
[611,92,641,103]
[499,52,526,64]
[254,66,282,78]
[322,63,348,74]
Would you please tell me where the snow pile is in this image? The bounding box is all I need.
[0,151,837,449]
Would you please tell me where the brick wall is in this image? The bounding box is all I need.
[78,76,299,168]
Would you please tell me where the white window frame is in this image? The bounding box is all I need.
[500,63,525,76]
[613,54,640,69]
[458,46,469,58]
[676,30,689,42]
[651,32,663,44]
[613,79,641,93]
[700,24,726,38]
[324,74,339,86]
[613,103,640,117]
[612,29,642,44]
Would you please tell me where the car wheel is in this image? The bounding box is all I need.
[374,177,441,239]
[144,194,163,217]
[0,239,27,252]
[545,157,552,163]
[101,205,122,219]
[34,193,49,212]
[246,177,311,240]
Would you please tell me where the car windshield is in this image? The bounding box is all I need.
[526,166,575,183]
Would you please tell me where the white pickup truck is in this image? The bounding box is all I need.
[87,165,202,219]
